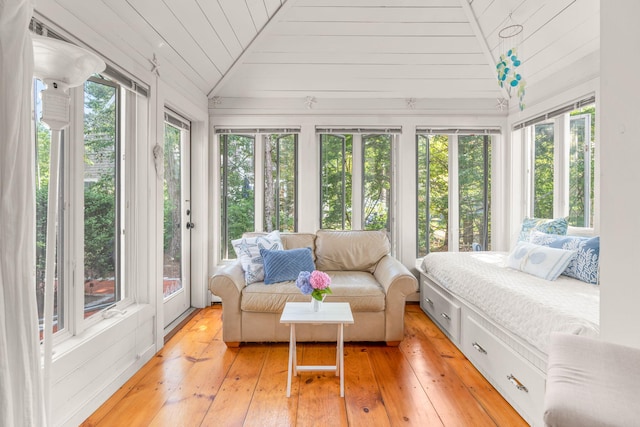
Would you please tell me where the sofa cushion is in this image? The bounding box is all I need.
[243,232,317,260]
[232,230,283,284]
[260,247,315,284]
[315,229,390,273]
[241,271,385,313]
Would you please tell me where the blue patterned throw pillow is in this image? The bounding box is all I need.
[518,217,568,242]
[232,230,283,284]
[506,242,577,281]
[260,247,316,284]
[529,231,600,284]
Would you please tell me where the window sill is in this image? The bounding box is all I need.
[48,303,154,361]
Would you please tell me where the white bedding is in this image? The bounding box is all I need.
[420,252,599,354]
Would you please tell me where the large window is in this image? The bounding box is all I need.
[34,70,145,339]
[417,132,493,256]
[220,134,255,260]
[319,131,394,232]
[264,134,297,232]
[523,100,596,227]
[83,77,122,317]
[219,131,298,260]
[363,134,392,231]
[320,134,353,229]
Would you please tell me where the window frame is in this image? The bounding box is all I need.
[34,71,143,342]
[416,132,494,256]
[522,103,596,228]
[218,130,300,261]
[318,131,397,238]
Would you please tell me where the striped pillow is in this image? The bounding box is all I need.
[260,247,316,284]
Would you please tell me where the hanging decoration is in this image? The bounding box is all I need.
[496,15,526,110]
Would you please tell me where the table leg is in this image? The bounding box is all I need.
[339,323,344,397]
[286,324,294,397]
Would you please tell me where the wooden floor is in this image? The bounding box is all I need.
[82,304,527,426]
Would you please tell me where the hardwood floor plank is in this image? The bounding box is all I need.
[243,344,299,427]
[343,345,391,427]
[83,305,530,427]
[402,311,498,426]
[296,344,349,427]
[147,340,237,427]
[199,345,268,426]
[368,346,444,426]
[87,314,218,426]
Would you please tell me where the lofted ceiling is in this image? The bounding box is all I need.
[37,0,599,103]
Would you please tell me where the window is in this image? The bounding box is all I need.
[83,77,122,317]
[319,130,395,233]
[220,134,255,260]
[320,134,353,229]
[264,134,297,232]
[522,100,596,227]
[417,132,493,256]
[363,134,392,231]
[219,131,299,260]
[34,69,146,339]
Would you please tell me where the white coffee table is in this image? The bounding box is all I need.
[279,302,354,397]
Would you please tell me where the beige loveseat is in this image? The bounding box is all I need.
[209,230,418,347]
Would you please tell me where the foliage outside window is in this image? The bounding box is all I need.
[526,104,596,227]
[220,134,255,260]
[320,134,353,230]
[35,72,132,337]
[264,134,297,232]
[83,78,121,317]
[458,136,491,252]
[532,123,554,218]
[417,133,492,256]
[362,134,392,231]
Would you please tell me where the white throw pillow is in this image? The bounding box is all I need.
[506,242,577,281]
[232,230,283,284]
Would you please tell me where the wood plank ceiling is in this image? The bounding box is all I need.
[41,0,599,102]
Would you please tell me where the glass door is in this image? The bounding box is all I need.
[163,110,191,329]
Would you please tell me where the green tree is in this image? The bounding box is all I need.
[533,123,554,218]
[363,134,391,230]
[320,134,352,229]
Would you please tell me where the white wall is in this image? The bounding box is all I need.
[33,3,210,425]
[600,2,640,349]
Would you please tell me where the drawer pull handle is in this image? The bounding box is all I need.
[472,342,487,354]
[440,312,450,320]
[507,374,528,393]
[424,297,434,305]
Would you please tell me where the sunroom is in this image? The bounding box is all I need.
[1,0,638,426]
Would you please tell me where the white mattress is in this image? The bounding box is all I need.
[420,252,599,355]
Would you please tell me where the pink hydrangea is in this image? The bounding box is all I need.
[309,270,331,290]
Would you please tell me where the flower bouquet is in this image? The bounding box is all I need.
[296,270,332,301]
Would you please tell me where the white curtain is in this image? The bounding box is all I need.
[0,0,46,425]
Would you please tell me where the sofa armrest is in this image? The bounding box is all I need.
[208,262,246,344]
[374,255,419,342]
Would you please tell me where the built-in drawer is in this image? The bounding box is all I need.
[420,275,460,342]
[462,315,545,425]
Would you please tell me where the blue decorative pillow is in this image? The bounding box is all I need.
[232,230,283,284]
[518,217,568,242]
[529,231,600,284]
[260,247,316,284]
[506,242,577,281]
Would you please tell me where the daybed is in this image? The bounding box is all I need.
[417,237,600,426]
[209,229,418,347]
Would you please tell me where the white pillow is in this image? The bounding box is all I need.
[506,242,577,281]
[232,230,283,284]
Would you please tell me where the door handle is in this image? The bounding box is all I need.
[186,222,195,229]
